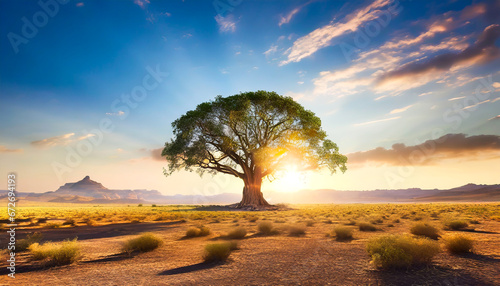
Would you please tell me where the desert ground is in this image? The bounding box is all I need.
[0,203,499,285]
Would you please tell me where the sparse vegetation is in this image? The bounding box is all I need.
[203,242,236,262]
[443,234,474,254]
[16,232,43,252]
[227,227,247,239]
[366,234,440,269]
[287,224,306,236]
[446,220,469,230]
[333,226,353,241]
[122,233,163,253]
[359,222,377,231]
[258,221,277,235]
[410,222,440,240]
[185,226,211,238]
[29,239,81,265]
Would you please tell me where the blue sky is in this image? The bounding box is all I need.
[1,0,499,196]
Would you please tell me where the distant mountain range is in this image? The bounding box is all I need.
[1,176,499,205]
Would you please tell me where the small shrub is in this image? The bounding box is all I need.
[469,219,480,224]
[62,218,77,226]
[443,234,473,254]
[122,232,163,253]
[227,227,247,239]
[29,239,80,265]
[152,204,157,207]
[248,216,259,222]
[203,242,235,262]
[410,222,440,240]
[446,220,469,230]
[46,223,61,229]
[359,222,377,231]
[287,224,306,236]
[306,220,315,227]
[17,232,43,252]
[185,226,211,238]
[257,221,276,235]
[333,226,353,241]
[366,235,440,269]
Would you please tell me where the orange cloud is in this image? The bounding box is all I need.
[0,145,23,153]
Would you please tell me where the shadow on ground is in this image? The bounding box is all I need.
[158,261,222,275]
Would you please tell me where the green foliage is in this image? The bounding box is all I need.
[410,222,440,240]
[366,235,440,269]
[122,233,163,253]
[227,227,247,239]
[29,239,80,265]
[203,242,236,262]
[443,234,473,254]
[162,91,347,181]
[333,226,354,241]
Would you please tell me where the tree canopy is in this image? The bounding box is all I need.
[162,91,347,208]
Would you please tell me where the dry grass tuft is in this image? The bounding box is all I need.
[29,239,81,266]
[366,234,440,269]
[122,233,163,253]
[410,222,440,240]
[443,234,473,254]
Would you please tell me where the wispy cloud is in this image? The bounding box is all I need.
[215,15,237,33]
[0,145,23,153]
[354,116,401,127]
[376,24,500,89]
[281,0,394,65]
[448,96,466,101]
[279,1,313,27]
[31,133,94,148]
[462,99,490,110]
[348,134,500,166]
[390,104,414,114]
[106,111,125,116]
[134,0,150,9]
[489,115,500,120]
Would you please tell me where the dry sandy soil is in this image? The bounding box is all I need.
[1,213,499,285]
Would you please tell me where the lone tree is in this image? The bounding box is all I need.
[162,91,347,208]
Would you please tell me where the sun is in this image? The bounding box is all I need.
[269,165,309,193]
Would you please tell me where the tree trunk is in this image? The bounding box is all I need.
[237,168,270,209]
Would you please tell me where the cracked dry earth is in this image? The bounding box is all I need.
[1,219,499,285]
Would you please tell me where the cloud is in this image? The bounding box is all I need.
[348,134,500,166]
[489,115,500,120]
[377,24,500,88]
[0,145,23,153]
[353,116,400,127]
[264,44,278,56]
[76,2,84,7]
[279,7,301,27]
[134,0,150,9]
[281,0,395,65]
[390,104,414,114]
[31,133,94,148]
[215,15,237,33]
[106,111,125,116]
[150,148,163,161]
